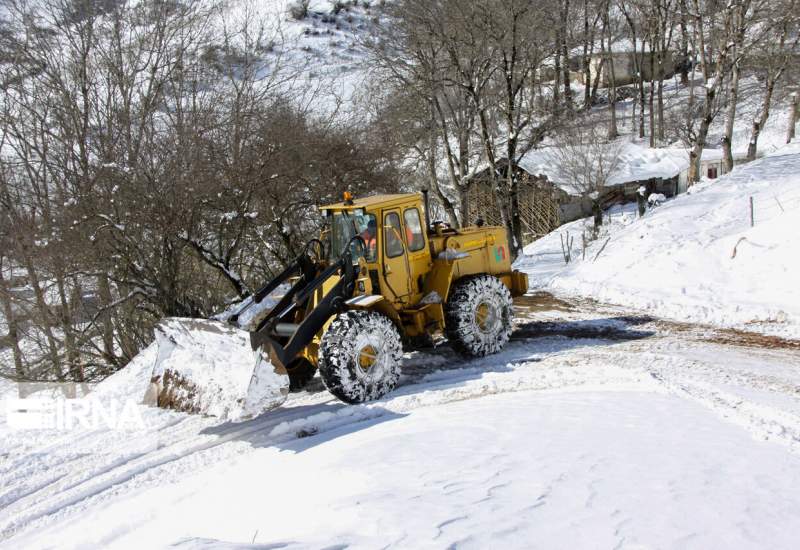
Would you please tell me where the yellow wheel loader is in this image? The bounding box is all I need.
[145,192,528,419]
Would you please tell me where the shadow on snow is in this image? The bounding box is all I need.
[199,316,654,454]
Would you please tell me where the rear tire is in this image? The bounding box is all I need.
[318,310,403,404]
[445,275,513,357]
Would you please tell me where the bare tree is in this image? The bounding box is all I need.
[0,0,401,383]
[370,0,558,256]
[366,0,467,227]
[745,1,800,161]
[547,120,625,230]
[681,0,744,183]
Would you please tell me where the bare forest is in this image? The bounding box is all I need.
[1,0,798,384]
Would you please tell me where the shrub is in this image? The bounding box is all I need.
[287,0,310,20]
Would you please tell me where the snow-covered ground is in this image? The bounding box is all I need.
[2,296,800,549]
[516,140,800,338]
[217,0,382,112]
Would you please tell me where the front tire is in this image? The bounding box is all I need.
[318,310,403,404]
[445,275,513,357]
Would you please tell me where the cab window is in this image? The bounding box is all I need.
[403,208,425,252]
[330,211,377,262]
[384,212,405,258]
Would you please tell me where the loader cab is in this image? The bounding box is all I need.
[321,193,432,305]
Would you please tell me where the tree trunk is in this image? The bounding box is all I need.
[637,45,646,139]
[657,77,665,141]
[553,46,562,109]
[473,105,512,249]
[0,269,26,382]
[431,97,467,228]
[592,200,603,228]
[788,93,798,144]
[603,11,618,140]
[688,104,713,185]
[679,12,690,85]
[561,0,573,111]
[687,147,700,184]
[747,78,777,162]
[426,106,460,227]
[582,0,591,108]
[722,60,740,174]
[97,274,119,371]
[19,251,64,381]
[427,147,460,227]
[608,85,618,139]
[648,65,656,147]
[656,39,665,141]
[508,171,523,258]
[55,271,83,382]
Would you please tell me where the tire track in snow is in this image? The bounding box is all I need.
[0,345,654,541]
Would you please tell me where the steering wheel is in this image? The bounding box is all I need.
[345,235,367,263]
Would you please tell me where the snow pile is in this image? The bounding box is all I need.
[516,141,800,337]
[215,282,290,329]
[147,319,289,421]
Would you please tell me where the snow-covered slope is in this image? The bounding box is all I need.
[516,140,800,338]
[218,0,381,110]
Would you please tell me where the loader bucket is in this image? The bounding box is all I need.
[144,318,289,421]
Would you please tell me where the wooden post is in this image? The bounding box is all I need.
[749,196,754,227]
[582,231,586,261]
[593,237,611,262]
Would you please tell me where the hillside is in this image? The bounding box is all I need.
[217,0,381,110]
[516,140,800,338]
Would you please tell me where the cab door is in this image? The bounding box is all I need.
[381,209,413,302]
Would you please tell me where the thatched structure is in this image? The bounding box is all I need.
[464,163,562,246]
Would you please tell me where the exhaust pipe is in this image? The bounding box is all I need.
[421,188,431,230]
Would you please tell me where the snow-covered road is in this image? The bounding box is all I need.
[2,294,800,549]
